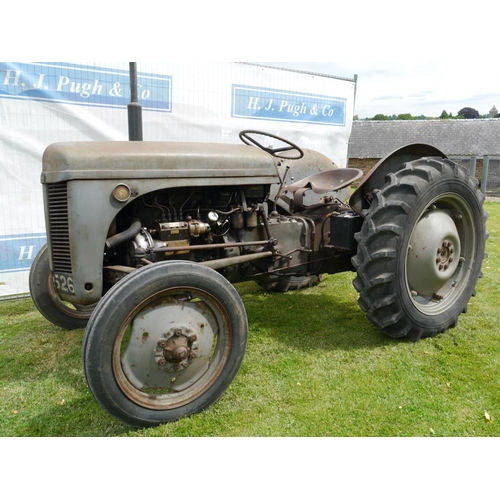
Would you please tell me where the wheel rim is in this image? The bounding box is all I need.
[47,271,94,319]
[405,193,476,315]
[112,286,232,410]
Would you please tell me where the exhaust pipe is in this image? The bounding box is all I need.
[128,62,143,141]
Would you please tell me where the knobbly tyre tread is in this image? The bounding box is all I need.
[352,157,488,341]
[257,274,323,292]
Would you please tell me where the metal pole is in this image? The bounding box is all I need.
[345,74,358,169]
[481,156,489,194]
[470,156,477,177]
[200,252,273,270]
[128,62,143,141]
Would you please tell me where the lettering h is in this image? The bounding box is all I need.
[18,246,34,260]
[247,97,260,110]
[3,70,21,86]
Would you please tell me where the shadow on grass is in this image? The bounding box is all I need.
[9,394,131,437]
[237,276,397,352]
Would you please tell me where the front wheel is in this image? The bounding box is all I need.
[352,158,488,341]
[83,261,248,427]
[29,244,93,329]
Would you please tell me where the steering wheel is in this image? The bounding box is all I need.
[239,130,304,160]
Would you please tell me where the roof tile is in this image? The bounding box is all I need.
[349,119,500,158]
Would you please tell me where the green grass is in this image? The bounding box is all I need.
[1,202,499,437]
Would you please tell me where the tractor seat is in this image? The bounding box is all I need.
[281,168,363,210]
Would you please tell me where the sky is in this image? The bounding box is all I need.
[263,62,500,119]
[6,3,497,122]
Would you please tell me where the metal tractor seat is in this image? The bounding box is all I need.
[281,168,363,210]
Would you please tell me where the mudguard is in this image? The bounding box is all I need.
[349,143,447,213]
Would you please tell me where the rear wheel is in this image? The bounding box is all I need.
[29,244,93,329]
[256,274,322,292]
[83,260,248,427]
[352,158,488,341]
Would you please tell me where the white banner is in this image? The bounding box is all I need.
[0,62,355,297]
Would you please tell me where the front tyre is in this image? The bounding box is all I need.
[352,158,488,341]
[83,261,248,427]
[29,244,93,329]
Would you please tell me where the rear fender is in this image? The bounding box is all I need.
[349,143,447,213]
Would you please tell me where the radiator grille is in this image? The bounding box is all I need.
[47,183,72,273]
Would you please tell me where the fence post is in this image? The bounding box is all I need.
[470,156,477,177]
[481,156,489,194]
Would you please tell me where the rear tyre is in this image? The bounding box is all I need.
[83,261,248,427]
[29,244,93,329]
[256,274,322,292]
[352,158,488,341]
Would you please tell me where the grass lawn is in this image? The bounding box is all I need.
[0,202,499,437]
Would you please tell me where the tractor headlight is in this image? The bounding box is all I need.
[113,183,131,202]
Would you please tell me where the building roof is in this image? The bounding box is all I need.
[349,119,500,158]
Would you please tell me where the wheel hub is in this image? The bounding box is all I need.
[436,240,455,270]
[407,209,461,297]
[155,327,199,373]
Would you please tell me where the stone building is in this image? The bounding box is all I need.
[348,119,500,194]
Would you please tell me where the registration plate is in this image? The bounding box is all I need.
[53,273,75,295]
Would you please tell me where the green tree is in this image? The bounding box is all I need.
[371,113,391,120]
[457,107,480,119]
[397,113,415,120]
[439,110,450,119]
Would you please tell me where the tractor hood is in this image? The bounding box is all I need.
[41,141,280,184]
